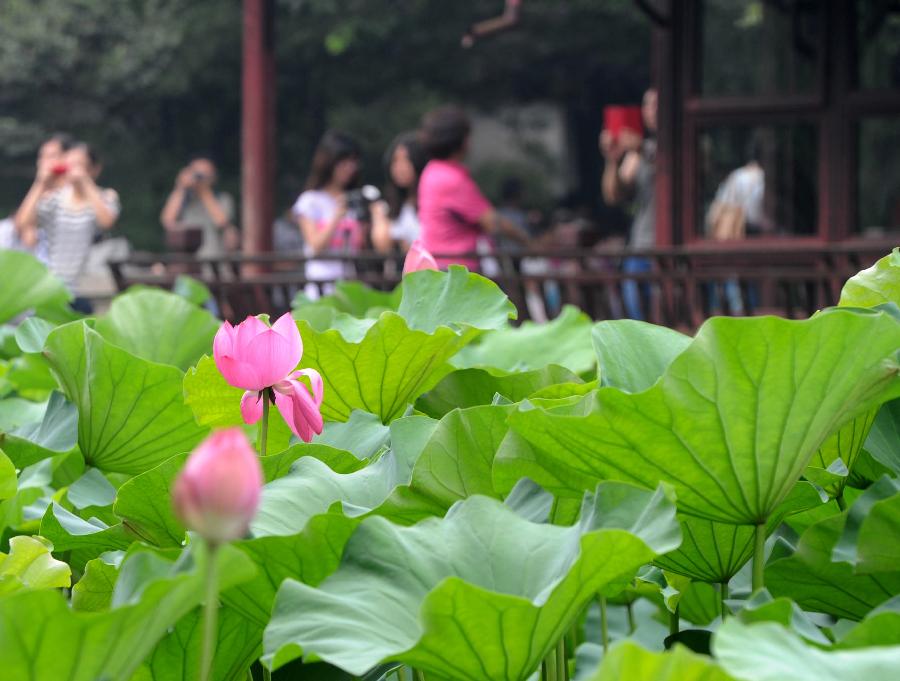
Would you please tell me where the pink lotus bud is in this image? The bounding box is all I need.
[403,240,439,275]
[213,313,303,391]
[172,428,263,544]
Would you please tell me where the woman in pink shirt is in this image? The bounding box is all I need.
[417,106,531,270]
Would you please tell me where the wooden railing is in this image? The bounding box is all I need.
[109,240,895,329]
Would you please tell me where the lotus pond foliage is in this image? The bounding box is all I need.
[0,247,899,680]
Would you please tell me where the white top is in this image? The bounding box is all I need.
[292,189,364,284]
[390,202,420,245]
[38,186,120,291]
[714,164,765,227]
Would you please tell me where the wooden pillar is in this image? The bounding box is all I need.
[242,0,276,257]
[650,0,679,246]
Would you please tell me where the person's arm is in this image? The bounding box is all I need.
[370,200,394,253]
[161,168,196,231]
[600,130,641,206]
[479,209,531,247]
[13,162,53,236]
[195,184,233,231]
[68,167,118,230]
[298,195,346,255]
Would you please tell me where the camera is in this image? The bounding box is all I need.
[193,171,208,183]
[345,185,381,222]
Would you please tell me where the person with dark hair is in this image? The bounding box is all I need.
[417,106,531,270]
[292,130,367,292]
[600,87,658,320]
[16,141,120,311]
[160,156,238,257]
[371,131,427,253]
[13,132,75,259]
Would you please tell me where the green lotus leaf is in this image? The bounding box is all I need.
[13,317,57,354]
[0,450,14,501]
[293,279,401,319]
[378,404,513,523]
[508,310,900,525]
[172,275,212,306]
[297,268,514,423]
[655,483,824,584]
[0,535,71,595]
[397,266,516,334]
[836,596,900,648]
[313,409,391,459]
[452,305,595,374]
[0,543,255,681]
[766,513,900,620]
[0,250,70,325]
[72,557,118,612]
[865,398,900,475]
[593,320,692,392]
[416,365,581,418]
[94,288,220,370]
[138,604,262,681]
[44,322,208,474]
[0,391,78,469]
[805,408,878,498]
[832,475,900,573]
[40,502,133,555]
[263,482,680,678]
[183,355,291,453]
[735,591,832,646]
[585,640,735,681]
[839,248,900,308]
[714,618,900,681]
[226,514,357,629]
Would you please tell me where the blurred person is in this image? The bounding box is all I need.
[371,131,428,253]
[13,132,75,260]
[417,105,531,271]
[292,130,367,295]
[705,136,768,314]
[161,156,238,257]
[600,88,657,320]
[15,142,120,312]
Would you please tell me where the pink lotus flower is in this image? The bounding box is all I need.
[172,428,263,544]
[213,313,324,442]
[403,240,439,275]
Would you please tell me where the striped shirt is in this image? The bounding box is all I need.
[37,186,120,291]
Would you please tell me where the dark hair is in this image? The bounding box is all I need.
[46,132,75,151]
[384,131,428,219]
[305,130,361,190]
[188,153,218,168]
[420,106,471,160]
[500,176,524,203]
[746,132,765,164]
[70,141,100,167]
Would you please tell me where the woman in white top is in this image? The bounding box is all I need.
[371,131,427,254]
[292,131,367,294]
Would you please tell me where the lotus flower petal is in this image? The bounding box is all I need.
[213,313,303,391]
[240,390,264,425]
[403,240,439,275]
[274,373,324,443]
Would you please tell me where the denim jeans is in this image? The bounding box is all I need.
[622,256,652,320]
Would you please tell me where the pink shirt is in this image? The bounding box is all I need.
[418,159,492,269]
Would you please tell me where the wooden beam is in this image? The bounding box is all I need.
[242,0,276,257]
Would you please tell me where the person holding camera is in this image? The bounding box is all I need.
[292,130,368,294]
[160,156,238,257]
[13,132,75,260]
[15,141,120,312]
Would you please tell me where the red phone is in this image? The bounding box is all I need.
[50,163,69,176]
[603,106,643,140]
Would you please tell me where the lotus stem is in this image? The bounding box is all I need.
[720,581,729,619]
[556,636,567,681]
[752,522,766,591]
[259,394,270,456]
[200,543,220,681]
[626,600,635,634]
[414,669,426,681]
[835,493,847,511]
[598,596,609,653]
[263,666,271,681]
[543,645,558,681]
[669,604,679,636]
